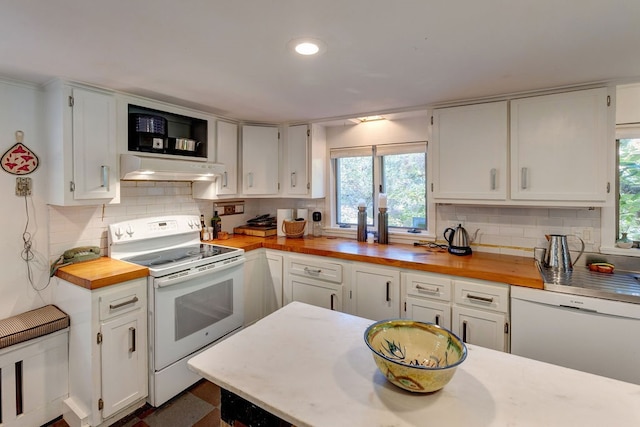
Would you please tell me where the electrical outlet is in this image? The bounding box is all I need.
[15,177,32,196]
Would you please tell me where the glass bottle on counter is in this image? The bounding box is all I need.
[211,211,221,240]
[200,214,206,240]
[312,211,322,237]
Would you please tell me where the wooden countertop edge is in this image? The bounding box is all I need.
[216,236,544,290]
[55,257,149,290]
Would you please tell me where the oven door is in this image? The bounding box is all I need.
[152,258,245,370]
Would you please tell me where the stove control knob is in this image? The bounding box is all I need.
[126,225,134,237]
[114,227,123,239]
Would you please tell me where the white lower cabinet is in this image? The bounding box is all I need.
[243,250,266,326]
[351,263,400,321]
[402,272,452,329]
[54,277,147,426]
[451,279,510,352]
[265,250,284,313]
[285,254,346,312]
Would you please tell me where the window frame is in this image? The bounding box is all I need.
[601,124,640,257]
[329,141,434,241]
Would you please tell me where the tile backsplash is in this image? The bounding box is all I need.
[48,181,211,259]
[436,204,601,257]
[48,182,602,261]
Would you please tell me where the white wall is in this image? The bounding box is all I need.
[0,80,49,319]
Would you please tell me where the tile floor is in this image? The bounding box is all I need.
[48,380,222,427]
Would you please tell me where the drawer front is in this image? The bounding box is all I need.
[99,279,146,321]
[403,272,452,302]
[453,280,509,314]
[289,256,343,283]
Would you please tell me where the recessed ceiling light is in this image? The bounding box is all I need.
[288,38,326,56]
[295,42,319,55]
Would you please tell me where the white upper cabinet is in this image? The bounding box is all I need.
[45,80,118,205]
[510,88,609,202]
[432,101,508,201]
[216,121,238,195]
[284,124,326,198]
[616,83,640,125]
[241,125,280,195]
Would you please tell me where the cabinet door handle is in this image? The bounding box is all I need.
[415,284,439,294]
[521,167,528,190]
[109,296,139,310]
[462,320,468,343]
[129,327,136,353]
[303,267,322,276]
[248,172,254,188]
[330,293,336,311]
[435,314,440,326]
[467,294,494,304]
[386,281,391,302]
[101,165,109,190]
[222,171,228,188]
[490,168,497,190]
[291,171,296,188]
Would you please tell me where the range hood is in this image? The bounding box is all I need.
[120,154,225,181]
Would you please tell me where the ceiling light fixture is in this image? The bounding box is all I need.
[288,38,326,56]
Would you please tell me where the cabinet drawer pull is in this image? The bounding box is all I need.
[330,293,336,311]
[248,172,254,188]
[129,327,136,353]
[467,294,494,304]
[521,167,528,190]
[462,320,468,343]
[435,314,440,326]
[386,281,391,302]
[109,296,139,310]
[467,294,493,304]
[415,284,439,293]
[222,171,228,188]
[490,168,497,190]
[303,267,322,276]
[291,171,297,188]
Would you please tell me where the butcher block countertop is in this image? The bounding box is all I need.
[55,235,541,290]
[209,235,543,289]
[55,257,149,290]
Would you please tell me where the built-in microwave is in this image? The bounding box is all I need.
[128,104,208,159]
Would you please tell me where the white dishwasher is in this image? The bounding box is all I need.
[511,282,640,385]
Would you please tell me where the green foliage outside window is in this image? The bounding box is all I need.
[619,138,640,240]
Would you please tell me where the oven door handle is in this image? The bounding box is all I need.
[154,256,246,288]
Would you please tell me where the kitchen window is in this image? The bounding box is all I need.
[618,137,640,242]
[331,142,428,233]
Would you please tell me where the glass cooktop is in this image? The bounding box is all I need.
[123,244,238,269]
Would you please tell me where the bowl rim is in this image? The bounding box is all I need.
[364,318,468,371]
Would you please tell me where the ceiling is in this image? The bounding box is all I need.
[2,1,640,124]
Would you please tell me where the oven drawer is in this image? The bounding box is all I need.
[99,279,146,321]
[288,255,343,284]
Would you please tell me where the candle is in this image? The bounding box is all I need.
[378,193,387,209]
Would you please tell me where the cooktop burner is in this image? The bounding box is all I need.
[123,244,238,269]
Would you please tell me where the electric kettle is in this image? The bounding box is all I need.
[542,234,585,271]
[443,224,478,256]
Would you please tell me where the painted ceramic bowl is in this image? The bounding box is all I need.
[364,319,467,393]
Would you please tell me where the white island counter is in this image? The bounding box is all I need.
[188,302,640,427]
